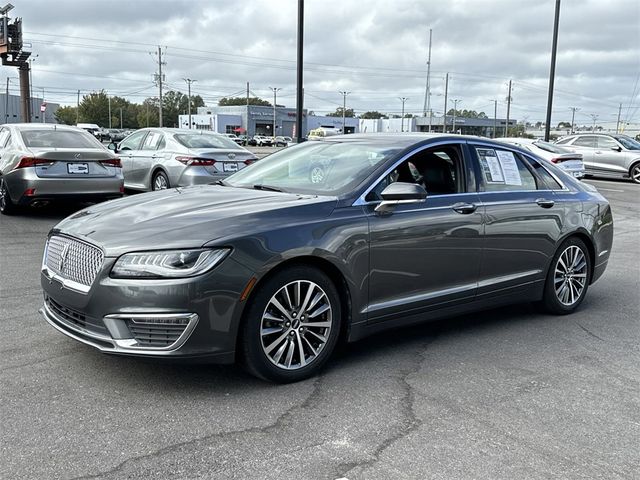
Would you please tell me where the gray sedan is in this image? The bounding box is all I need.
[0,123,124,215]
[110,128,258,191]
[555,133,640,183]
[40,134,613,383]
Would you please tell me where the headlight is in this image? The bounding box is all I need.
[111,248,230,279]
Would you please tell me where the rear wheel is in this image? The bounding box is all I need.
[151,171,169,191]
[241,266,342,383]
[541,237,591,314]
[629,162,640,184]
[0,177,17,215]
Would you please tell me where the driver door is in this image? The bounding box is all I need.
[365,143,484,324]
[118,130,148,188]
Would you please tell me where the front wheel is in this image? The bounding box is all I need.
[541,237,591,315]
[0,177,17,215]
[240,266,342,383]
[629,162,640,184]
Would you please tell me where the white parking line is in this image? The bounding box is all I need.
[595,187,626,193]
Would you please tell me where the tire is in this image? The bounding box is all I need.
[0,177,17,215]
[240,266,342,383]
[541,237,591,315]
[629,162,640,184]
[151,170,170,191]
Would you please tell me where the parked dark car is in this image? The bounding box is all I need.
[40,134,613,382]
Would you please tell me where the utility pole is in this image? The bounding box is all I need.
[153,46,166,127]
[422,28,432,123]
[443,73,449,133]
[76,89,80,124]
[120,107,123,128]
[569,107,579,133]
[505,79,512,137]
[0,8,32,122]
[616,103,622,134]
[183,78,196,129]
[108,95,111,128]
[295,0,304,143]
[590,113,599,131]
[41,87,44,123]
[399,97,408,132]
[544,0,561,141]
[28,55,37,121]
[269,86,281,138]
[246,81,250,106]
[451,99,461,134]
[339,90,350,133]
[493,100,498,138]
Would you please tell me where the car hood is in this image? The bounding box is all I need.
[52,185,337,256]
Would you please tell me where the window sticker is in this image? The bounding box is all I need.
[495,150,522,186]
[476,148,504,183]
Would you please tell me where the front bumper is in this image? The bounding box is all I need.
[40,254,255,362]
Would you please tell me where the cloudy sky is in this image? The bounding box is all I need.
[4,0,639,127]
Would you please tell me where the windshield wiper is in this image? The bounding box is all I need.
[253,184,286,193]
[213,179,227,186]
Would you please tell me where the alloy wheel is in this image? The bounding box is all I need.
[631,164,640,184]
[0,179,7,211]
[153,174,168,190]
[260,280,333,370]
[554,245,588,306]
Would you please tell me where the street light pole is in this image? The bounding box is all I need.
[493,99,497,138]
[590,113,599,132]
[295,0,304,142]
[183,78,196,129]
[399,97,408,132]
[544,0,562,142]
[119,107,123,129]
[569,107,579,134]
[339,91,350,133]
[108,95,111,129]
[269,86,281,139]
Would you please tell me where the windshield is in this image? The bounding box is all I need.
[533,140,571,154]
[174,133,239,149]
[225,141,401,196]
[21,129,102,149]
[613,135,640,150]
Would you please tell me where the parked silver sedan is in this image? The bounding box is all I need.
[110,128,258,191]
[555,133,640,183]
[0,124,124,215]
[496,137,585,179]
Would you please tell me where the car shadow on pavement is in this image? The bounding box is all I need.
[72,302,545,392]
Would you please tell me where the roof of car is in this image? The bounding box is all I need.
[3,123,84,131]
[322,132,494,148]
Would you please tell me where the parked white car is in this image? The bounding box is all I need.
[496,138,585,179]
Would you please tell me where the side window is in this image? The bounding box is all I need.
[119,130,147,151]
[572,136,596,148]
[526,156,563,190]
[556,137,572,145]
[596,136,617,149]
[476,147,537,191]
[141,131,164,150]
[365,146,463,201]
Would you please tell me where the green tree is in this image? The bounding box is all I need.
[326,107,355,118]
[54,106,77,125]
[218,96,271,106]
[446,109,488,119]
[137,97,159,128]
[360,111,388,119]
[109,96,138,129]
[557,121,571,129]
[77,90,110,126]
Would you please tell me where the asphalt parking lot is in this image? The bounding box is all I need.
[0,178,638,479]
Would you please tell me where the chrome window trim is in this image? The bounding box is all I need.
[352,139,467,206]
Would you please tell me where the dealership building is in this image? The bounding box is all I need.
[178,105,359,137]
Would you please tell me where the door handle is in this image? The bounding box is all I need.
[536,198,555,208]
[452,202,477,214]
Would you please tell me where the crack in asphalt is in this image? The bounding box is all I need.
[334,338,435,479]
[575,322,605,342]
[71,375,324,480]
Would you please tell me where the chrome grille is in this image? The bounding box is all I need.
[45,235,103,290]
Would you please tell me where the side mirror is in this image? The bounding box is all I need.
[375,182,427,214]
[107,142,118,152]
[611,146,622,152]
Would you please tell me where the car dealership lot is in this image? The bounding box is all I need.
[0,178,638,479]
